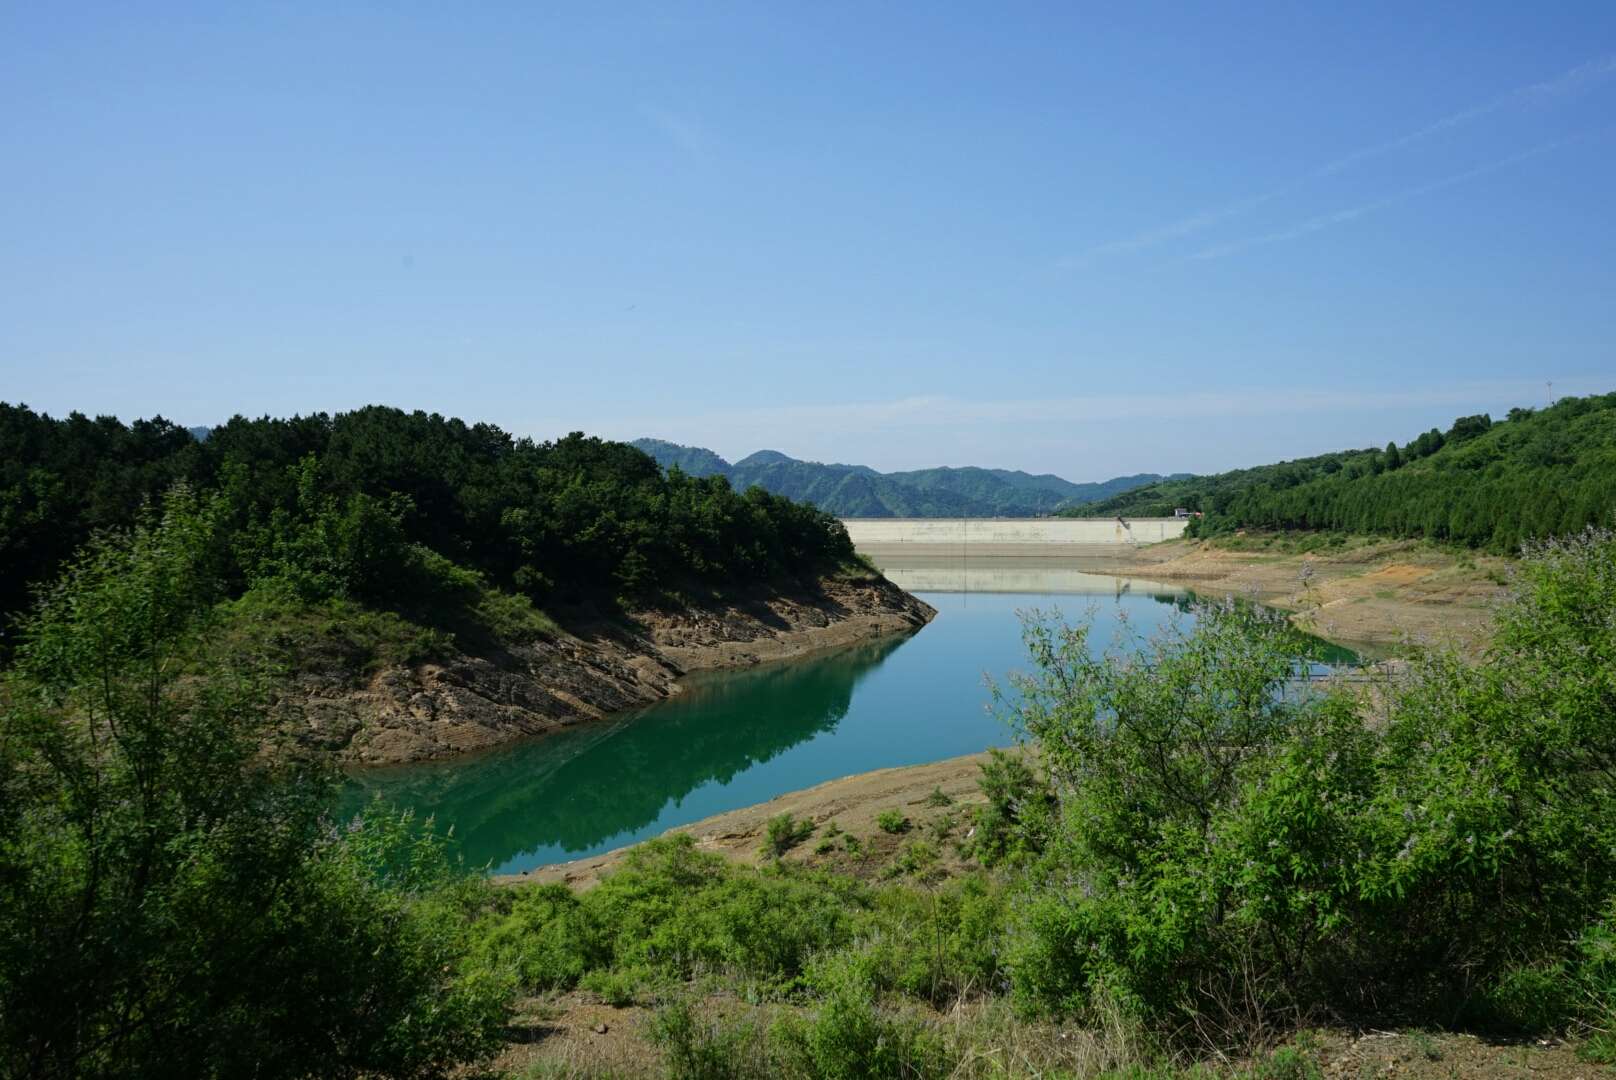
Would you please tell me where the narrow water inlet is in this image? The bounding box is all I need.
[340,559,1353,875]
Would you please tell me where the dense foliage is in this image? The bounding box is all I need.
[1000,525,1616,1043]
[0,490,510,1079]
[11,488,1616,1075]
[0,403,859,641]
[475,833,1014,1080]
[13,401,1616,1076]
[632,438,1185,518]
[474,834,1007,1007]
[1066,393,1616,552]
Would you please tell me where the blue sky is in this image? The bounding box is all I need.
[2,3,1613,479]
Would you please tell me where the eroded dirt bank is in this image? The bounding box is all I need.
[1113,537,1508,649]
[286,578,936,765]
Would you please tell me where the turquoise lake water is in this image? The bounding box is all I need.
[340,563,1347,875]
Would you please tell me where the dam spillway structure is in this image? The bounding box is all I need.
[841,517,1192,598]
[840,517,1190,560]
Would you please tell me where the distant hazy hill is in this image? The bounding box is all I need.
[630,439,1187,518]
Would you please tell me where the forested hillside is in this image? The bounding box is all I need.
[1068,392,1616,552]
[0,405,859,642]
[631,438,1184,517]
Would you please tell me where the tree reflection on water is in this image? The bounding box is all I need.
[340,631,914,870]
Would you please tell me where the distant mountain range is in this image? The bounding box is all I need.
[632,439,1190,518]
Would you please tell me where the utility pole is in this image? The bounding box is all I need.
[1547,380,1554,406]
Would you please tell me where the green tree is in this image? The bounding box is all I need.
[1003,526,1616,1044]
[1000,601,1365,1037]
[1096,395,1616,551]
[230,454,417,603]
[0,488,510,1079]
[0,405,866,635]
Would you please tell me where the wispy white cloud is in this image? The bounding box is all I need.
[540,380,1612,475]
[1183,128,1610,262]
[603,379,1609,443]
[1305,53,1616,180]
[1061,52,1616,267]
[638,105,707,157]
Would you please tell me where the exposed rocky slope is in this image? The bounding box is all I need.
[283,578,935,765]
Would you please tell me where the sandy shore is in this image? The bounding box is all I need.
[1112,537,1507,650]
[493,750,998,888]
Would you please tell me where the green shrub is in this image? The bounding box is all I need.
[476,882,605,991]
[649,999,769,1080]
[859,875,1009,1005]
[580,969,638,1007]
[1408,1031,1441,1061]
[876,809,909,834]
[778,959,952,1080]
[885,839,941,882]
[474,835,1012,1020]
[762,813,816,858]
[961,748,1054,867]
[1000,524,1616,1044]
[0,489,512,1079]
[924,787,953,808]
[1246,1046,1320,1080]
[474,835,869,991]
[1001,599,1378,1035]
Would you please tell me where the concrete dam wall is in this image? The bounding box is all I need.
[842,517,1190,558]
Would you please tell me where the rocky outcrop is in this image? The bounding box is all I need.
[283,578,935,765]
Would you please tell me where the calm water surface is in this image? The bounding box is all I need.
[340,563,1330,875]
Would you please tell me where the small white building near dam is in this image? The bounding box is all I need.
[841,517,1190,559]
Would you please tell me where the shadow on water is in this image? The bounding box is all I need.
[340,630,914,871]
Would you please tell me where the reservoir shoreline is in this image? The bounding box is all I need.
[342,536,1502,874]
[492,750,1001,888]
[305,576,936,766]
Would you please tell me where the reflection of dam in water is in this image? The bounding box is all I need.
[876,557,1188,597]
[339,556,1353,876]
[848,516,1193,597]
[342,584,1206,875]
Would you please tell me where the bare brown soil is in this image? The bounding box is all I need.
[489,995,1616,1080]
[491,990,1616,1080]
[286,578,935,765]
[492,994,1125,1079]
[1115,537,1509,651]
[497,993,659,1079]
[1303,1028,1607,1080]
